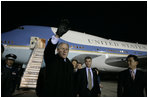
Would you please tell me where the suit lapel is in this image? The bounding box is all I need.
[127,69,137,82]
[92,69,95,82]
[84,68,88,84]
[134,70,139,81]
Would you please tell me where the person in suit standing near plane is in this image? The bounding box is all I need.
[117,55,147,97]
[44,19,75,96]
[77,56,101,97]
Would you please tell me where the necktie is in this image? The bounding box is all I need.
[88,69,92,90]
[131,70,135,80]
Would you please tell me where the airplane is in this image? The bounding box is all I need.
[1,25,147,73]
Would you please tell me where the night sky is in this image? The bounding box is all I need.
[1,1,147,44]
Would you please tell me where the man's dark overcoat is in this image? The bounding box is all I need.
[117,69,147,97]
[44,39,74,97]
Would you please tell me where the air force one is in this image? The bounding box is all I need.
[2,25,147,72]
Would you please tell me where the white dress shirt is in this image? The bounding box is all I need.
[130,69,137,76]
[51,35,59,45]
[86,67,94,88]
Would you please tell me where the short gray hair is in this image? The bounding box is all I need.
[57,42,69,49]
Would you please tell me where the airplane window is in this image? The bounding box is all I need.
[8,41,10,44]
[77,46,78,48]
[134,52,137,54]
[4,41,6,44]
[106,49,112,52]
[74,46,75,48]
[70,45,73,48]
[11,41,14,44]
[119,50,128,53]
[120,50,124,53]
[138,52,142,54]
[115,50,120,53]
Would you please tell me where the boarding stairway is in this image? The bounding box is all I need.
[20,38,45,88]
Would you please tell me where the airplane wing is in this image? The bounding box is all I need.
[105,56,147,71]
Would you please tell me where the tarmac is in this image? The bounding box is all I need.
[101,81,117,97]
[12,80,117,97]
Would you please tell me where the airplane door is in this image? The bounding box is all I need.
[37,39,46,48]
[30,37,46,49]
[30,37,39,49]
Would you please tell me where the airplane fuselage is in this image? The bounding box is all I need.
[2,25,147,72]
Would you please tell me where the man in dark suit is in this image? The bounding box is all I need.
[117,55,147,97]
[44,19,74,96]
[77,56,101,97]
